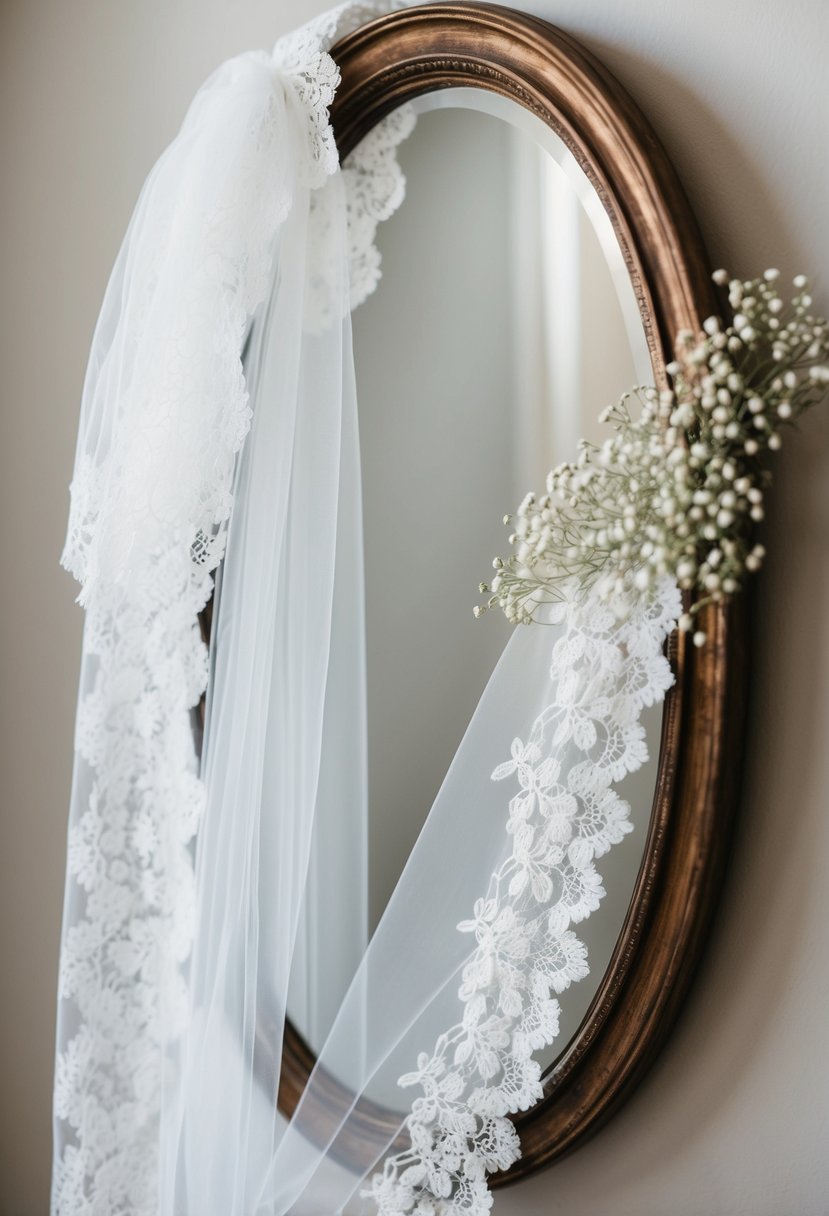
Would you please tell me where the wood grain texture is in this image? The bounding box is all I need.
[270,0,747,1186]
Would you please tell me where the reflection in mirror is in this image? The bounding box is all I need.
[287,89,660,1078]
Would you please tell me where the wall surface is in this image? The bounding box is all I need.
[1,2,827,1214]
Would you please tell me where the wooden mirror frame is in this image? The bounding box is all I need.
[274,1,747,1185]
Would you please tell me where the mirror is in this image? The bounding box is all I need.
[287,88,662,1068]
[277,2,742,1184]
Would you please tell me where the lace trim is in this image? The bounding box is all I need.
[272,0,414,314]
[367,577,680,1216]
[303,102,416,332]
[54,7,408,1214]
[343,103,417,309]
[55,60,292,1216]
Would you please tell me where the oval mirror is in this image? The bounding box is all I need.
[276,1,744,1184]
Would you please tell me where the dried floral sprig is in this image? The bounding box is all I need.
[477,271,829,644]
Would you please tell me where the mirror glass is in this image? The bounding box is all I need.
[287,88,660,1076]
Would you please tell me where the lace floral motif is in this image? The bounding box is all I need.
[367,578,680,1216]
[343,103,417,309]
[273,3,391,187]
[54,6,409,1214]
[304,103,416,332]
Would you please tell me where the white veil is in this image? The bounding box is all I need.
[53,6,680,1215]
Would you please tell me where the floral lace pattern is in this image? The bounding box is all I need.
[367,577,680,1216]
[272,2,403,188]
[343,102,417,309]
[54,6,409,1214]
[304,103,416,331]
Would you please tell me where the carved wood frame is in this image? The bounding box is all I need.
[275,1,747,1185]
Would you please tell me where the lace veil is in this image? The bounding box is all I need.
[53,5,679,1214]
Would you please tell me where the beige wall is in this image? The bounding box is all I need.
[1,1,827,1213]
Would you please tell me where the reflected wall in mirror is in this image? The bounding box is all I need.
[287,89,661,1072]
[279,1,745,1185]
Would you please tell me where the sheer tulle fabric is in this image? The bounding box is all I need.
[160,173,371,1213]
[251,579,678,1216]
[258,621,565,1215]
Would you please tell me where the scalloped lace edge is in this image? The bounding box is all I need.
[366,577,680,1216]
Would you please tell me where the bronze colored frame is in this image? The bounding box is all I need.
[274,1,746,1185]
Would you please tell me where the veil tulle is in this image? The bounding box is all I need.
[52,6,680,1215]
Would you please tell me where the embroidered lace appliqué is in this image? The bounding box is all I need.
[272,2,403,187]
[367,577,680,1216]
[304,102,416,331]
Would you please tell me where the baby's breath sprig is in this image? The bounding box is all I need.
[478,271,829,643]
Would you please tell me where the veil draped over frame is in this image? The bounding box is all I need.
[53,5,679,1214]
